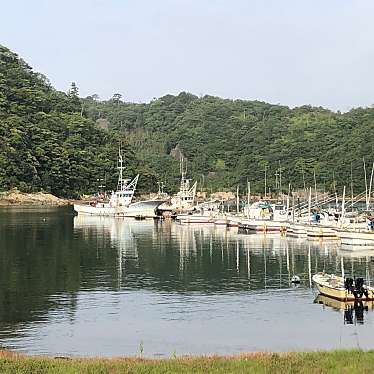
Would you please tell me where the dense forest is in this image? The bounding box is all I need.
[1,44,373,197]
[82,93,374,196]
[0,45,135,197]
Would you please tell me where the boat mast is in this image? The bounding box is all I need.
[364,157,368,210]
[313,169,318,206]
[302,168,306,193]
[264,165,267,199]
[236,185,239,213]
[368,161,374,211]
[247,180,251,219]
[117,147,126,191]
[308,187,312,223]
[350,162,354,212]
[341,185,346,227]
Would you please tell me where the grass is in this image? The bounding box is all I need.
[1,350,374,373]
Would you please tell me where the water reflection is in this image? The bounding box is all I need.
[71,215,374,294]
[315,295,374,325]
[2,208,374,355]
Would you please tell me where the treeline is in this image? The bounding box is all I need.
[82,92,374,195]
[1,44,373,198]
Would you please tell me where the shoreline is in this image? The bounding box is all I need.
[0,349,373,373]
[0,191,71,206]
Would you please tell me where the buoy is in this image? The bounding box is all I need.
[291,275,301,284]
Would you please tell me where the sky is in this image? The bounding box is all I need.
[1,0,373,111]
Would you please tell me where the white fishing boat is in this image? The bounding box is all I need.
[160,157,197,213]
[336,229,374,247]
[176,213,216,224]
[239,218,288,233]
[214,215,230,226]
[305,223,338,239]
[74,151,165,218]
[287,222,308,237]
[239,201,288,232]
[226,215,241,227]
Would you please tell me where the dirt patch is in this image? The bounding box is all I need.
[0,190,70,206]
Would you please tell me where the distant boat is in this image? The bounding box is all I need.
[313,272,374,301]
[159,157,197,214]
[74,150,165,218]
[239,201,288,232]
[336,228,374,247]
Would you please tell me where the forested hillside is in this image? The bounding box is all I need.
[0,45,134,197]
[83,92,374,195]
[1,44,373,197]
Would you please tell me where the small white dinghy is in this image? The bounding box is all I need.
[312,272,374,301]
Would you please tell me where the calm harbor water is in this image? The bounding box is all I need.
[1,206,374,357]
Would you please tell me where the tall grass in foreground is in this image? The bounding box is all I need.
[0,350,373,373]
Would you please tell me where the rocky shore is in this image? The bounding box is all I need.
[0,190,70,206]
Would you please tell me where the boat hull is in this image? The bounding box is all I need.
[239,219,288,233]
[305,224,337,239]
[176,214,216,224]
[336,230,374,247]
[313,273,374,301]
[74,200,165,218]
[287,222,307,237]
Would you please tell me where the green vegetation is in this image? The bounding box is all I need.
[0,350,374,373]
[0,45,134,198]
[1,43,373,197]
[83,92,374,196]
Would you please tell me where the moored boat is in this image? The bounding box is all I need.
[312,272,374,301]
[336,229,374,247]
[305,223,338,239]
[239,218,287,233]
[176,213,216,224]
[287,222,307,237]
[74,150,165,218]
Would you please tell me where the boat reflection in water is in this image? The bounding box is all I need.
[315,294,374,325]
[72,216,345,292]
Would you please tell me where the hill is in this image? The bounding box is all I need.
[0,45,134,197]
[1,44,373,197]
[83,92,374,195]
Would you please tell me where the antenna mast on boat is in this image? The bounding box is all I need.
[341,185,346,226]
[368,161,374,211]
[180,156,188,192]
[264,165,267,199]
[279,160,282,196]
[308,187,312,223]
[350,162,354,211]
[117,147,126,191]
[247,180,251,219]
[364,157,368,210]
[236,185,239,213]
[313,169,318,206]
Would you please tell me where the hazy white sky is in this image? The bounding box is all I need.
[1,0,373,111]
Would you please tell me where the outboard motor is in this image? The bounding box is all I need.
[345,278,354,293]
[353,277,366,299]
